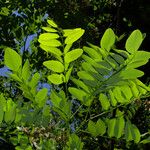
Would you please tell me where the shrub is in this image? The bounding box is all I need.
[0,19,150,149]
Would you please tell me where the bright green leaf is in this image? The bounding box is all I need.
[88,120,97,137]
[22,59,30,81]
[48,74,64,84]
[96,119,106,136]
[43,60,64,73]
[64,49,83,63]
[99,93,110,110]
[100,28,116,51]
[65,29,85,44]
[121,68,144,79]
[4,48,22,71]
[40,44,62,56]
[47,20,58,28]
[4,98,16,124]
[39,33,59,40]
[42,27,57,32]
[65,66,73,82]
[38,39,61,47]
[125,30,143,54]
[107,118,116,137]
[115,117,125,138]
[35,88,48,107]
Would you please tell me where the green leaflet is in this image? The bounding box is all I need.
[114,117,125,138]
[125,121,133,142]
[68,87,91,106]
[64,49,83,64]
[68,87,87,101]
[0,94,6,110]
[82,62,97,73]
[42,27,57,32]
[47,19,58,28]
[107,118,116,137]
[4,47,22,71]
[38,39,61,47]
[39,33,59,40]
[0,108,4,124]
[65,134,84,150]
[125,121,141,143]
[100,28,116,51]
[140,136,150,144]
[65,66,73,83]
[77,71,95,81]
[71,78,90,93]
[99,93,110,110]
[9,73,22,82]
[0,94,6,123]
[131,124,141,143]
[64,44,72,54]
[43,60,64,73]
[96,119,106,136]
[127,51,150,68]
[136,79,150,91]
[88,120,97,137]
[83,46,102,60]
[22,59,30,81]
[63,29,75,37]
[121,68,144,79]
[120,85,133,102]
[125,30,143,54]
[64,28,85,44]
[35,88,48,108]
[113,87,125,103]
[110,53,125,64]
[4,98,16,124]
[40,44,62,56]
[108,90,117,106]
[50,90,62,108]
[82,55,101,68]
[29,72,40,88]
[128,81,139,98]
[48,74,64,84]
[88,119,106,137]
[127,60,148,69]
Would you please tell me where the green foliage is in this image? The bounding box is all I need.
[0,19,150,149]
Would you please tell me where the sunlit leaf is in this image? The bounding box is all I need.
[65,29,85,44]
[107,118,116,137]
[96,119,106,136]
[131,124,141,143]
[4,48,22,71]
[88,120,97,137]
[38,39,61,47]
[48,74,64,84]
[47,20,58,28]
[40,44,62,56]
[65,66,73,82]
[43,60,64,73]
[22,59,30,81]
[100,28,115,51]
[77,71,95,81]
[125,30,143,53]
[35,88,48,108]
[4,98,16,123]
[42,27,57,32]
[99,93,110,110]
[39,33,59,40]
[115,117,125,138]
[125,121,133,142]
[64,49,83,63]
